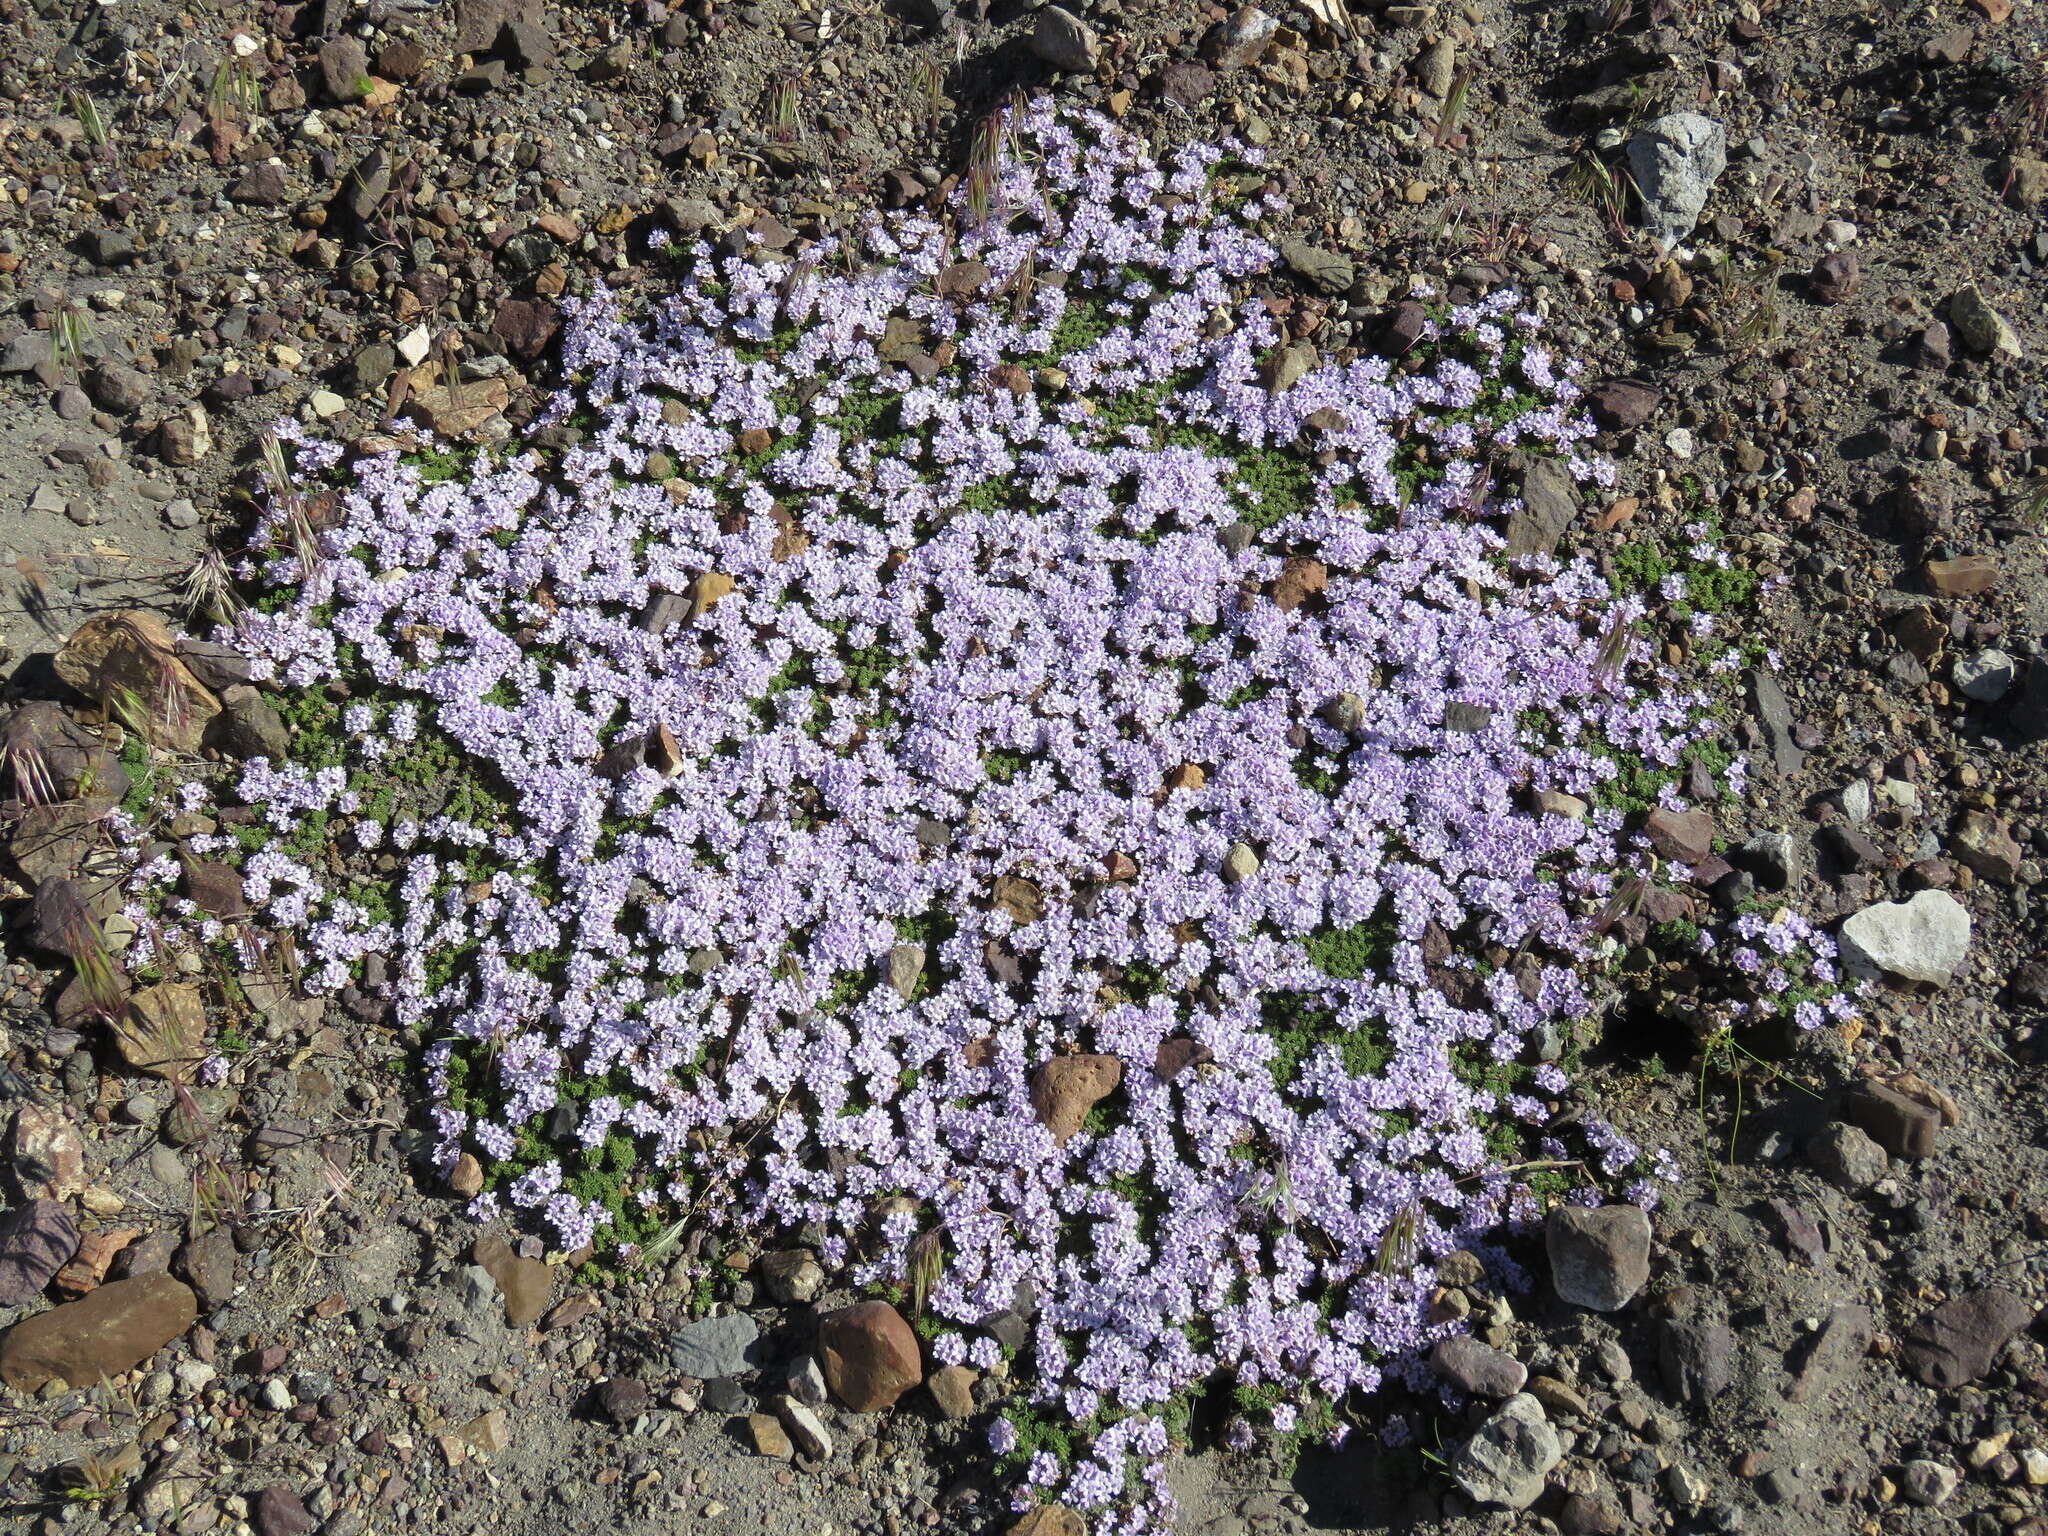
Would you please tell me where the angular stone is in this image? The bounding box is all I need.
[1952,811,2022,883]
[775,1395,833,1459]
[10,1104,87,1202]
[1431,1334,1528,1398]
[1643,807,1715,865]
[671,1311,762,1380]
[759,1249,825,1304]
[1948,285,2023,359]
[1029,1055,1122,1145]
[0,1199,79,1305]
[1271,556,1326,610]
[176,1229,237,1311]
[1847,1082,1944,1159]
[1204,7,1279,69]
[1748,668,1804,777]
[471,1234,552,1327]
[1807,1122,1887,1190]
[1546,1205,1651,1311]
[54,612,221,755]
[252,1485,313,1536]
[1786,1303,1874,1404]
[1031,6,1099,71]
[1587,379,1660,430]
[927,1362,977,1418]
[1507,457,1578,559]
[1838,891,1970,986]
[1626,112,1728,250]
[0,1272,196,1390]
[1451,1393,1561,1509]
[816,1300,922,1411]
[1280,240,1354,296]
[1657,1319,1734,1405]
[1008,1509,1086,1536]
[1926,555,1999,597]
[113,983,207,1083]
[1900,1290,2036,1388]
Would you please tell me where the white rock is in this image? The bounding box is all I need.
[397,325,433,367]
[1839,891,1971,987]
[308,389,348,418]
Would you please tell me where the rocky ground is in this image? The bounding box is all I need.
[0,0,2046,1534]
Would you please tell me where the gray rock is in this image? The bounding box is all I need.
[1205,7,1279,70]
[1546,1205,1651,1311]
[1786,1303,1873,1403]
[1948,285,2023,359]
[671,1311,762,1380]
[1838,891,1970,986]
[1507,457,1579,559]
[85,363,149,415]
[1953,649,2015,703]
[1280,240,1354,296]
[0,1199,78,1304]
[1431,1335,1527,1398]
[1031,7,1099,72]
[1806,1122,1887,1191]
[1900,1461,1958,1507]
[1899,1289,2037,1388]
[1451,1394,1561,1509]
[212,687,291,761]
[1747,668,1804,777]
[1736,831,1804,891]
[1658,1319,1734,1405]
[1626,113,1728,251]
[885,944,925,1002]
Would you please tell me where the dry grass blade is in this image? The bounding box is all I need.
[1432,67,1474,150]
[906,1228,945,1317]
[1373,1202,1421,1275]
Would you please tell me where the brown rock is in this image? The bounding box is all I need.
[1271,557,1327,612]
[816,1301,922,1411]
[490,299,561,361]
[406,378,511,439]
[53,612,221,755]
[51,1227,138,1298]
[1925,556,1998,597]
[1009,1508,1087,1536]
[0,1199,79,1304]
[0,1272,197,1390]
[1846,1081,1945,1159]
[1030,1055,1122,1144]
[1809,251,1862,304]
[1153,1037,1213,1081]
[927,1362,977,1419]
[1586,379,1660,430]
[472,1235,551,1327]
[1900,1289,2037,1388]
[1952,811,2022,884]
[1642,807,1716,865]
[992,874,1044,925]
[113,983,207,1083]
[448,1153,485,1198]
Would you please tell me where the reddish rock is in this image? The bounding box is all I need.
[0,1272,197,1390]
[816,1301,922,1411]
[1271,557,1327,612]
[1586,379,1661,430]
[0,1199,78,1304]
[1009,1508,1087,1536]
[1900,1289,2037,1388]
[1642,807,1716,865]
[1809,251,1862,304]
[1030,1055,1122,1144]
[472,1235,551,1327]
[1925,556,1998,597]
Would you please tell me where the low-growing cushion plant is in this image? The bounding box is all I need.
[114,100,1861,1528]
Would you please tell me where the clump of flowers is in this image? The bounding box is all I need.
[140,102,1753,1525]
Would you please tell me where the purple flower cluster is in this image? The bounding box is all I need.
[164,102,1733,1525]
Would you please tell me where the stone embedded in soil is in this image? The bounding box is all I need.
[1926,554,1999,597]
[1807,1121,1888,1191]
[593,1375,649,1426]
[1029,1054,1122,1144]
[927,1363,978,1419]
[1838,890,1970,986]
[1279,239,1353,296]
[1657,1319,1734,1405]
[1586,379,1660,430]
[1846,1078,1953,1159]
[10,1103,87,1202]
[758,1248,825,1304]
[1507,456,1579,559]
[113,982,207,1083]
[1546,1204,1651,1311]
[54,611,222,756]
[0,1199,78,1305]
[1007,1508,1086,1536]
[1787,1303,1875,1403]
[670,1311,762,1380]
[471,1234,552,1327]
[1203,6,1279,70]
[0,1272,196,1390]
[775,1395,833,1459]
[1952,649,2015,704]
[252,1485,314,1536]
[1642,806,1715,865]
[1809,251,1862,304]
[1451,1393,1562,1509]
[1899,1289,2037,1388]
[1900,1460,1960,1507]
[1626,113,1728,250]
[1951,811,2022,884]
[1747,668,1805,777]
[1432,1334,1527,1398]
[176,1229,238,1311]
[816,1300,922,1411]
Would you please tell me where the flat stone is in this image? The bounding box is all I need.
[1643,807,1715,865]
[1747,668,1804,777]
[113,982,207,1083]
[1657,1318,1734,1405]
[1952,811,2022,883]
[10,1103,87,1202]
[1432,1334,1528,1398]
[1838,890,1970,986]
[1029,1055,1122,1144]
[471,1234,551,1327]
[0,1199,79,1305]
[1786,1303,1874,1404]
[0,1272,196,1390]
[1280,240,1354,296]
[671,1311,762,1380]
[1507,456,1578,559]
[927,1362,978,1418]
[775,1396,833,1459]
[1899,1289,2036,1388]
